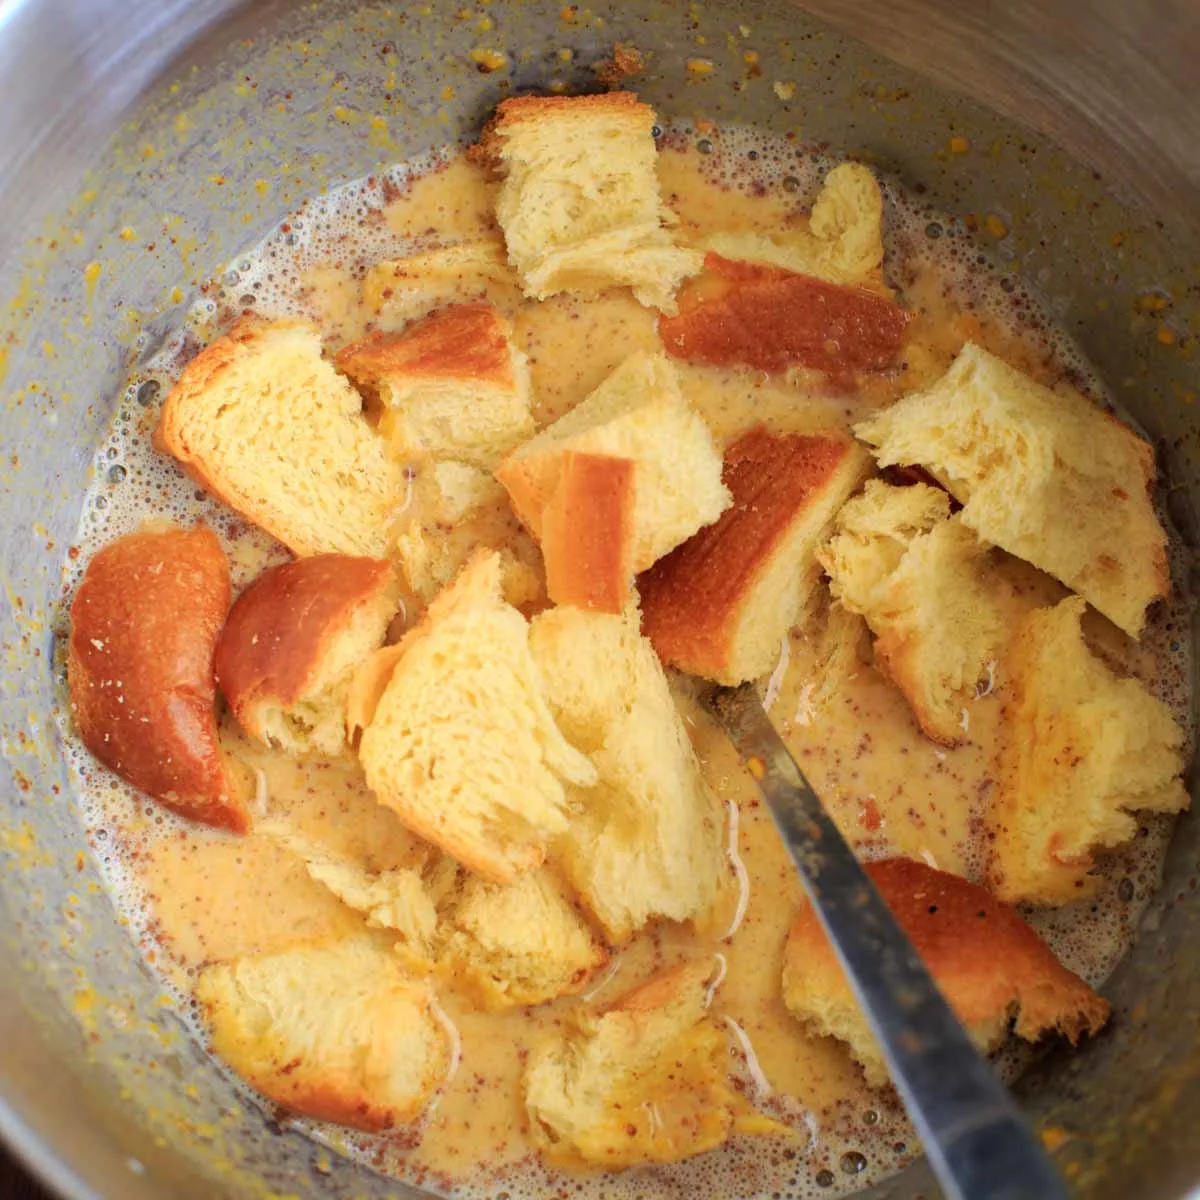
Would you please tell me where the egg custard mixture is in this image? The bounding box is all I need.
[61,93,1192,1200]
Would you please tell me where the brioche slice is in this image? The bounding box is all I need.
[783,858,1110,1088]
[988,597,1188,905]
[197,936,449,1131]
[361,238,522,330]
[335,302,534,469]
[157,317,404,557]
[67,524,245,832]
[541,452,636,613]
[497,350,730,572]
[702,162,887,292]
[525,960,763,1166]
[395,460,544,608]
[529,607,724,940]
[818,480,1008,743]
[358,551,596,884]
[659,253,908,377]
[479,92,703,310]
[640,428,872,685]
[854,342,1168,636]
[214,554,402,757]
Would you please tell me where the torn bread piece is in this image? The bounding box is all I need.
[215,554,403,757]
[541,452,636,613]
[659,254,908,377]
[640,427,872,684]
[157,317,404,557]
[497,350,730,573]
[854,341,1168,637]
[988,597,1188,905]
[525,959,772,1167]
[479,92,703,310]
[336,302,534,469]
[529,607,725,941]
[702,162,888,292]
[68,524,246,833]
[818,479,1009,744]
[783,858,1110,1088]
[358,551,597,884]
[197,935,450,1132]
[394,460,545,609]
[361,238,523,330]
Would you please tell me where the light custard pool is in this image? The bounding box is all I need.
[58,124,1192,1199]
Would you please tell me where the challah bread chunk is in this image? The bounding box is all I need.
[529,607,724,941]
[197,936,449,1132]
[782,858,1110,1088]
[525,960,769,1166]
[361,238,523,330]
[335,302,534,468]
[853,341,1168,636]
[640,427,871,684]
[479,92,703,310]
[358,551,596,884]
[67,524,245,832]
[818,479,1008,743]
[541,451,636,614]
[214,554,402,757]
[157,317,404,557]
[496,350,730,572]
[988,597,1189,905]
[702,162,888,291]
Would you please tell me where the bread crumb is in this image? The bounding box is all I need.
[773,81,796,101]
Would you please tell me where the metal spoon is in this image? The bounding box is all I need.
[703,682,1068,1200]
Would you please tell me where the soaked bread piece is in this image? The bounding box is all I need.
[525,960,768,1166]
[640,427,871,684]
[782,858,1111,1088]
[529,607,724,941]
[197,935,450,1132]
[157,317,404,557]
[854,341,1168,637]
[702,162,888,292]
[658,254,908,377]
[478,92,703,310]
[67,524,246,832]
[988,597,1189,905]
[215,554,402,758]
[358,551,596,884]
[335,302,534,469]
[818,479,1009,744]
[497,349,730,573]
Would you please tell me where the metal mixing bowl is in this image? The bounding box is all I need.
[1,1,1196,1196]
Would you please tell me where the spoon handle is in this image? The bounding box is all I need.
[705,683,1068,1200]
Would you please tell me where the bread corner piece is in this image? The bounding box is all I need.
[480,91,703,311]
[157,316,404,558]
[854,341,1168,637]
[782,858,1110,1089]
[640,426,871,685]
[529,606,725,941]
[989,596,1188,905]
[525,959,765,1167]
[197,935,450,1132]
[497,349,731,575]
[67,523,247,833]
[358,550,597,884]
[817,479,1008,743]
[335,301,534,469]
[215,554,402,758]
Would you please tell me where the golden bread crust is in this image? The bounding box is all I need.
[658,253,909,376]
[639,427,859,678]
[67,524,245,832]
[476,90,647,165]
[542,451,636,613]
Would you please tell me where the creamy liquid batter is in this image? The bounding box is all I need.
[60,124,1193,1199]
